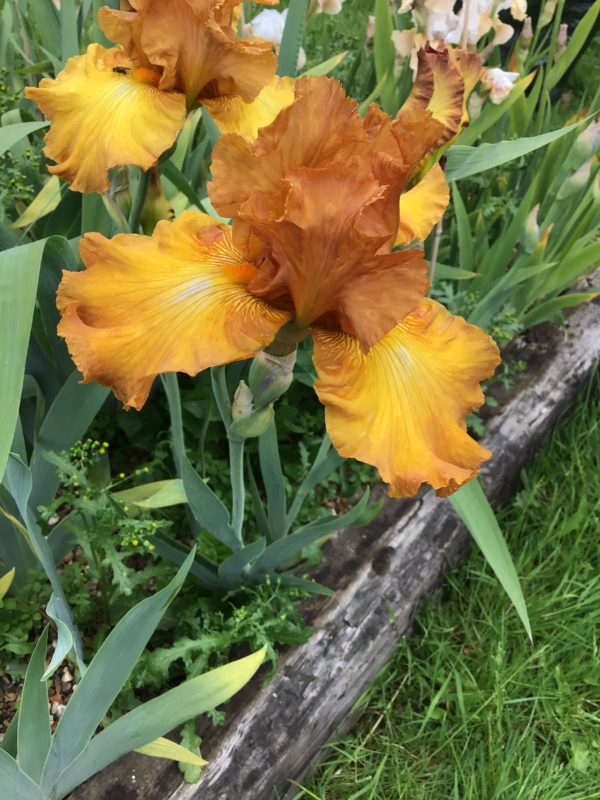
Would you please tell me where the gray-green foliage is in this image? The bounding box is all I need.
[0,552,266,800]
[156,370,382,594]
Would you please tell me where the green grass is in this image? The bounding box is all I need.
[293,375,600,800]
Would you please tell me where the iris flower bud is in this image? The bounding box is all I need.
[571,118,600,168]
[521,204,540,253]
[248,350,296,409]
[230,380,274,439]
[557,160,593,200]
[538,0,557,28]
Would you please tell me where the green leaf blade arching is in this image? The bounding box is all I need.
[52,648,266,798]
[161,374,238,549]
[12,176,62,229]
[521,291,599,329]
[18,627,51,784]
[0,750,44,800]
[111,479,187,510]
[0,122,48,158]
[40,551,195,791]
[277,0,308,78]
[301,52,346,77]
[252,489,371,576]
[0,239,46,483]
[0,567,15,599]
[450,479,532,640]
[445,117,592,183]
[41,594,76,681]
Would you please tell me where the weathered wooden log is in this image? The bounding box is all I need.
[71,293,600,800]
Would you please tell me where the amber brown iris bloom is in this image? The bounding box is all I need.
[25,0,278,193]
[57,49,500,499]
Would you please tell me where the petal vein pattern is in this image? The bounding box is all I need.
[25,44,186,194]
[57,212,290,410]
[313,299,501,498]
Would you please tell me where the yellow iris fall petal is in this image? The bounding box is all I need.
[25,45,186,194]
[396,163,450,245]
[57,212,290,410]
[202,76,295,140]
[312,299,500,498]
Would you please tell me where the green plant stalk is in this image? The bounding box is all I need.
[542,0,567,94]
[547,188,596,252]
[554,201,599,258]
[285,437,331,531]
[210,367,232,427]
[283,434,339,535]
[197,396,213,478]
[228,436,246,548]
[128,168,152,233]
[210,367,244,547]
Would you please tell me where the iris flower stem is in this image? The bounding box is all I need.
[429,218,444,287]
[210,366,245,547]
[460,0,472,49]
[228,437,246,547]
[128,168,152,233]
[210,366,233,427]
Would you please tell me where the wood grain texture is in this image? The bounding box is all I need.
[71,295,600,800]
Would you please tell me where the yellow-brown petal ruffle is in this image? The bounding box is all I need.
[241,166,429,345]
[202,76,295,140]
[395,43,481,156]
[395,163,450,246]
[209,75,367,222]
[313,298,500,498]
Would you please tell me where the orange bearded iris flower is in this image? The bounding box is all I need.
[25,0,278,193]
[57,64,500,499]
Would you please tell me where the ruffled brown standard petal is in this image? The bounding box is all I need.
[362,45,480,187]
[240,166,429,346]
[362,101,443,187]
[25,44,186,193]
[313,299,501,498]
[209,75,431,347]
[209,76,367,220]
[57,211,289,409]
[449,48,483,128]
[99,0,277,106]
